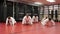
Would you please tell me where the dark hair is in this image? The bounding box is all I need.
[49,18,51,21]
[46,17,48,19]
[35,15,36,17]
[8,16,11,19]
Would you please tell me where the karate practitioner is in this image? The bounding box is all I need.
[41,17,55,26]
[41,17,48,26]
[6,16,16,25]
[22,14,33,25]
[32,16,38,23]
[46,18,55,26]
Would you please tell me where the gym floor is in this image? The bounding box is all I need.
[0,22,60,34]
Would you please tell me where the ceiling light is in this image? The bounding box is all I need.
[29,2,43,6]
[34,2,42,5]
[46,0,55,2]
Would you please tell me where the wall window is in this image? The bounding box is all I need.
[44,6,48,14]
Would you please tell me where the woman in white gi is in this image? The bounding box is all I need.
[32,16,38,23]
[6,16,16,25]
[22,14,33,25]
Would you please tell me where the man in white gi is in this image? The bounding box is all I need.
[41,17,55,26]
[6,16,16,25]
[41,17,48,25]
[22,14,33,25]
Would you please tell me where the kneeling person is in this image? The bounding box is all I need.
[22,14,33,25]
[6,16,16,25]
[32,16,38,23]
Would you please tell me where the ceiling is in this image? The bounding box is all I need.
[7,0,60,5]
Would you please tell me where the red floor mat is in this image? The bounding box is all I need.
[0,22,60,34]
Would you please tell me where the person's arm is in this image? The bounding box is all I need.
[36,16,38,22]
[11,17,16,25]
[12,17,16,23]
[29,16,33,24]
[22,16,26,24]
[41,18,45,22]
[6,18,8,25]
[51,20,55,25]
[29,16,31,20]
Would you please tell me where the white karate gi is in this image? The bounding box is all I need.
[32,16,38,23]
[22,16,33,25]
[41,17,46,22]
[6,17,16,25]
[41,18,48,26]
[48,20,55,25]
[41,18,55,26]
